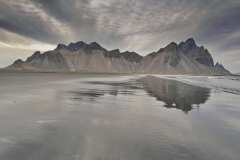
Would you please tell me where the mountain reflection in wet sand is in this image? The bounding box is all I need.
[0,73,240,160]
[140,76,210,113]
[80,76,210,112]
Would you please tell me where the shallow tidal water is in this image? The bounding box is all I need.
[0,73,240,160]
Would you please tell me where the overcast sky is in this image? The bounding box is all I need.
[0,0,240,72]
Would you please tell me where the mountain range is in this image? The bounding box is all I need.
[5,38,230,75]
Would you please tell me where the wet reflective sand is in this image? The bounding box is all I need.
[0,73,240,160]
[140,76,210,112]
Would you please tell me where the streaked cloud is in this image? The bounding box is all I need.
[0,0,239,72]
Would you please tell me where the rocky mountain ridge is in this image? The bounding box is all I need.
[6,38,230,75]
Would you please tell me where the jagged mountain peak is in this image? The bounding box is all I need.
[56,43,68,50]
[185,38,196,46]
[214,62,230,74]
[26,51,41,62]
[177,38,214,67]
[164,42,178,52]
[74,41,87,46]
[88,42,106,51]
[33,51,41,55]
[142,38,216,72]
[55,41,106,52]
[120,51,143,63]
[68,41,87,51]
[122,51,138,54]
[158,38,197,53]
[13,59,24,65]
[215,62,224,68]
[6,39,231,75]
[179,38,197,51]
[89,42,100,46]
[110,49,120,53]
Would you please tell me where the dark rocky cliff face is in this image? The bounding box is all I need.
[214,62,230,74]
[7,38,231,75]
[140,38,230,75]
[178,38,214,67]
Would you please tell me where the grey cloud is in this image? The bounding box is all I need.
[197,4,240,40]
[27,0,210,50]
[0,0,240,71]
[0,0,68,44]
[31,0,99,43]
